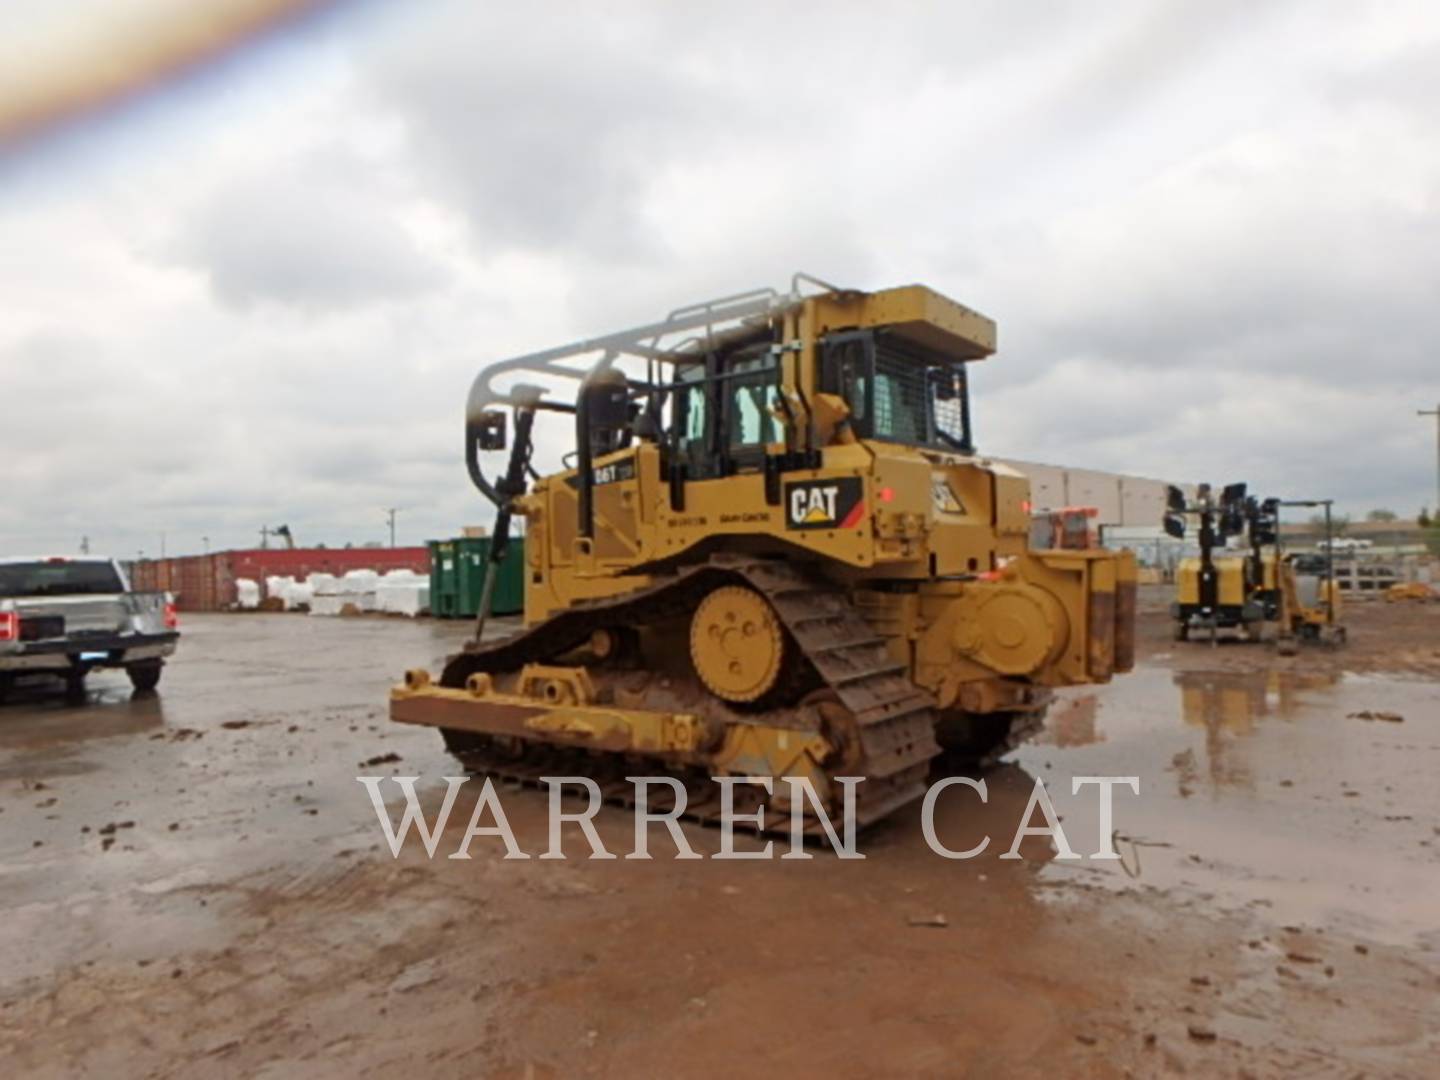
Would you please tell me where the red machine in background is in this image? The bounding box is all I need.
[1029,506,1100,551]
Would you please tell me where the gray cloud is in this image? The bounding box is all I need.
[176,149,445,311]
[364,6,744,259]
[2,0,1439,559]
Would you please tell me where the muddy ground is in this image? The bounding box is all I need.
[1,587,1438,1078]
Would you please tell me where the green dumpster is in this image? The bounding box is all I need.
[428,537,525,618]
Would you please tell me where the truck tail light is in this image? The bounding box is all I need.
[164,600,179,630]
[0,609,16,642]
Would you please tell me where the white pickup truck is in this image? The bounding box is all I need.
[0,556,179,702]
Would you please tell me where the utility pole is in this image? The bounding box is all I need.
[384,507,398,548]
[80,535,89,555]
[1420,404,1440,518]
[202,536,210,554]
[260,525,271,550]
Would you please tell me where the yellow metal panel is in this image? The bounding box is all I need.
[1176,556,1249,607]
[1176,558,1201,604]
[808,285,997,359]
[1216,558,1247,606]
[988,462,1031,540]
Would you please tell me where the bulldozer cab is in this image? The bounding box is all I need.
[464,278,992,541]
[669,330,974,479]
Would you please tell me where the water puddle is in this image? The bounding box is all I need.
[1012,667,1440,945]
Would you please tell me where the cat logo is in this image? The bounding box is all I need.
[796,489,837,523]
[784,477,865,531]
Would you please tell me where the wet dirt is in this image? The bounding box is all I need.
[1,592,1438,1077]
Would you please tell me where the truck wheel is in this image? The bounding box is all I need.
[128,661,163,693]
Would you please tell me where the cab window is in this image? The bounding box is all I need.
[872,359,927,444]
[677,366,708,454]
[726,354,778,448]
[820,330,972,452]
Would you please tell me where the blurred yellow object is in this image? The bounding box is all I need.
[1385,582,1435,603]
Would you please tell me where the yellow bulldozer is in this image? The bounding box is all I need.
[392,276,1136,828]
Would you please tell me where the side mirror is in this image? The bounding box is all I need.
[1163,513,1186,539]
[1166,485,1186,513]
[477,410,507,451]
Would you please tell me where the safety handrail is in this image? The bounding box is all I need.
[465,277,842,507]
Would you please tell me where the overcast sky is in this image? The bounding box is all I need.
[1,0,1437,557]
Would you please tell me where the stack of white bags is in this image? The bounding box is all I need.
[308,572,351,616]
[375,569,430,616]
[263,575,315,611]
[249,569,429,617]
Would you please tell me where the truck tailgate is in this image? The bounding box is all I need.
[12,592,170,641]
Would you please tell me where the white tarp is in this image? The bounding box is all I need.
[247,567,422,617]
[282,580,315,610]
[305,568,416,615]
[376,571,430,616]
[308,573,341,596]
[339,569,378,611]
[264,575,314,611]
[236,578,261,609]
[309,594,348,617]
[341,569,380,590]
